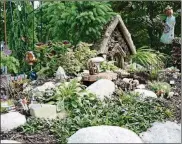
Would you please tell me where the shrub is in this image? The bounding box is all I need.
[148,81,171,97]
[1,52,20,74]
[100,61,119,72]
[59,42,97,75]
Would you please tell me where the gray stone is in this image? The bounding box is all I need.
[114,69,130,76]
[29,104,57,119]
[139,121,181,143]
[68,126,143,143]
[86,79,115,101]
[134,89,157,99]
[32,82,56,97]
[136,84,146,89]
[1,112,26,132]
[55,66,67,80]
[1,140,21,143]
[168,91,174,98]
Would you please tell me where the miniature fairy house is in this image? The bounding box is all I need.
[95,14,136,69]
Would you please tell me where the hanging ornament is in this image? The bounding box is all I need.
[25,51,37,65]
[29,71,37,80]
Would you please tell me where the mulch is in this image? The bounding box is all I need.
[0,130,58,143]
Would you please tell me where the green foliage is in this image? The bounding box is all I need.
[59,42,96,75]
[40,1,116,44]
[1,52,20,74]
[100,61,119,72]
[112,1,181,53]
[19,92,173,143]
[74,42,97,69]
[6,1,38,72]
[35,42,96,76]
[148,81,171,97]
[131,46,167,70]
[34,41,70,77]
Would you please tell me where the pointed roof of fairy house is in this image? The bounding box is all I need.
[95,14,136,56]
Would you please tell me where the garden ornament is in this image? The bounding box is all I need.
[87,57,105,75]
[29,71,37,80]
[160,6,176,44]
[25,51,37,66]
[87,60,99,75]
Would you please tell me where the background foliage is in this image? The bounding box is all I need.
[0,1,181,73]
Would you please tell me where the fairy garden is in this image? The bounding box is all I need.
[0,1,181,143]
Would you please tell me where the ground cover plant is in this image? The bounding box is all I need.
[0,1,181,144]
[16,91,173,143]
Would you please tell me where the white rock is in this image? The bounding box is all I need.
[139,121,181,143]
[134,89,157,99]
[68,126,143,143]
[123,78,132,83]
[36,82,55,91]
[29,104,57,119]
[136,84,146,89]
[1,112,26,132]
[83,70,89,75]
[168,92,174,98]
[86,79,115,101]
[32,82,56,97]
[133,80,139,86]
[55,66,67,80]
[90,57,105,63]
[1,140,21,143]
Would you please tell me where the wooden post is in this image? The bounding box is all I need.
[3,0,7,46]
[121,57,125,69]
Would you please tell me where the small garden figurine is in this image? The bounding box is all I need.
[160,6,176,44]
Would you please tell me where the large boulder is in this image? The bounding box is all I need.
[86,79,115,100]
[1,112,26,132]
[68,126,143,143]
[139,121,181,143]
[134,89,157,100]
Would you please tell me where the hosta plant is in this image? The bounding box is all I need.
[43,79,96,112]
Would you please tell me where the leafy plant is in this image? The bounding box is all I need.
[41,1,116,44]
[43,79,95,112]
[148,81,171,97]
[19,89,173,143]
[100,61,119,72]
[74,42,97,69]
[59,42,97,75]
[34,41,71,77]
[131,46,167,70]
[1,52,20,74]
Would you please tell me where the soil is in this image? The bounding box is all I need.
[1,130,57,143]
